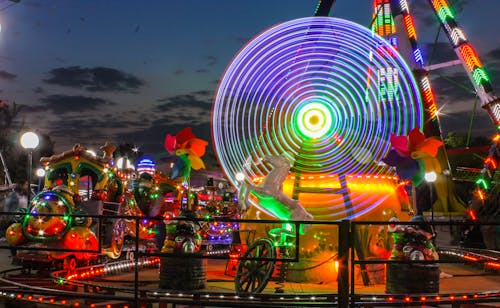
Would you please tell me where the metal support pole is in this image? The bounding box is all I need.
[27,151,33,207]
[338,219,350,307]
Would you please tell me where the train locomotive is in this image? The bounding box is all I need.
[5,144,156,271]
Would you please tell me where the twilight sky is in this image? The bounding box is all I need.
[1,0,500,164]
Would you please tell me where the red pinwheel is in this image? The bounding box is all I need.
[382,127,443,186]
[164,127,208,181]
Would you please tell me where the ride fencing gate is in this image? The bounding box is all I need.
[0,212,499,307]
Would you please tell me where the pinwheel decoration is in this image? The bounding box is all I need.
[164,127,208,182]
[382,127,443,186]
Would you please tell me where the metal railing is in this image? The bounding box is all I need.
[0,211,498,307]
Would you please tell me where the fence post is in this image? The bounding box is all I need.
[338,219,350,307]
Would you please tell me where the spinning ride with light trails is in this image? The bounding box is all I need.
[212,17,424,221]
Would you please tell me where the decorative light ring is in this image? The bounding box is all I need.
[212,17,423,189]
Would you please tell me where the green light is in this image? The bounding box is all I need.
[437,6,454,23]
[55,277,66,285]
[475,177,490,190]
[295,102,333,139]
[472,68,490,86]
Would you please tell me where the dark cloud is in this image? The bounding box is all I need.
[173,70,184,76]
[206,56,217,67]
[34,94,115,114]
[195,69,209,74]
[34,86,45,94]
[421,42,457,66]
[155,93,211,111]
[43,66,145,93]
[230,35,250,46]
[192,90,213,97]
[485,44,500,60]
[439,108,495,137]
[23,2,46,9]
[0,70,17,81]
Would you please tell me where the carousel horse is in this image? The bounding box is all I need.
[238,154,313,224]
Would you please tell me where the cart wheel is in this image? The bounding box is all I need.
[109,218,125,259]
[235,238,275,294]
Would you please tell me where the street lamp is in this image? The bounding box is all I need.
[20,131,39,208]
[424,171,437,240]
[36,167,46,192]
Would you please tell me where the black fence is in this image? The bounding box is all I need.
[0,211,498,307]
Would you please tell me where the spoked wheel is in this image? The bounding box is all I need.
[109,218,125,259]
[235,238,276,294]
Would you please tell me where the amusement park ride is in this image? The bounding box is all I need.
[1,0,499,306]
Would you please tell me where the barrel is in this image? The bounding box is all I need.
[159,253,207,290]
[386,263,439,294]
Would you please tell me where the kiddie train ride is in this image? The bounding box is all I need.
[5,144,157,271]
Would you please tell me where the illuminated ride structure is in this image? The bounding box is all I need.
[212,16,425,294]
[370,0,500,219]
[212,0,500,294]
[5,144,156,271]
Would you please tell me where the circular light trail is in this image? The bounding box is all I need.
[296,102,333,139]
[212,17,423,196]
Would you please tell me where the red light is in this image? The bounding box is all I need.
[420,296,426,301]
[450,295,455,300]
[16,294,23,299]
[49,298,55,303]
[485,157,498,169]
[435,296,441,301]
[467,208,478,221]
[27,295,33,300]
[38,297,44,302]
[405,297,411,302]
[388,296,394,301]
[74,302,80,307]
[61,300,67,304]
[462,295,468,299]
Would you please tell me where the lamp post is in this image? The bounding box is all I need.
[424,171,437,240]
[20,131,39,208]
[36,167,46,192]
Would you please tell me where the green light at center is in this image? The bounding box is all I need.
[295,102,333,139]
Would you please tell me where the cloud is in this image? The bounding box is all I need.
[195,69,209,74]
[156,93,211,110]
[173,70,184,76]
[23,2,46,9]
[34,86,45,94]
[34,94,116,114]
[0,70,17,81]
[43,66,145,93]
[206,56,217,67]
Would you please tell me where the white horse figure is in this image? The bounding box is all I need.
[238,154,313,222]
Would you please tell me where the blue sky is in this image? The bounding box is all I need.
[1,0,499,163]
